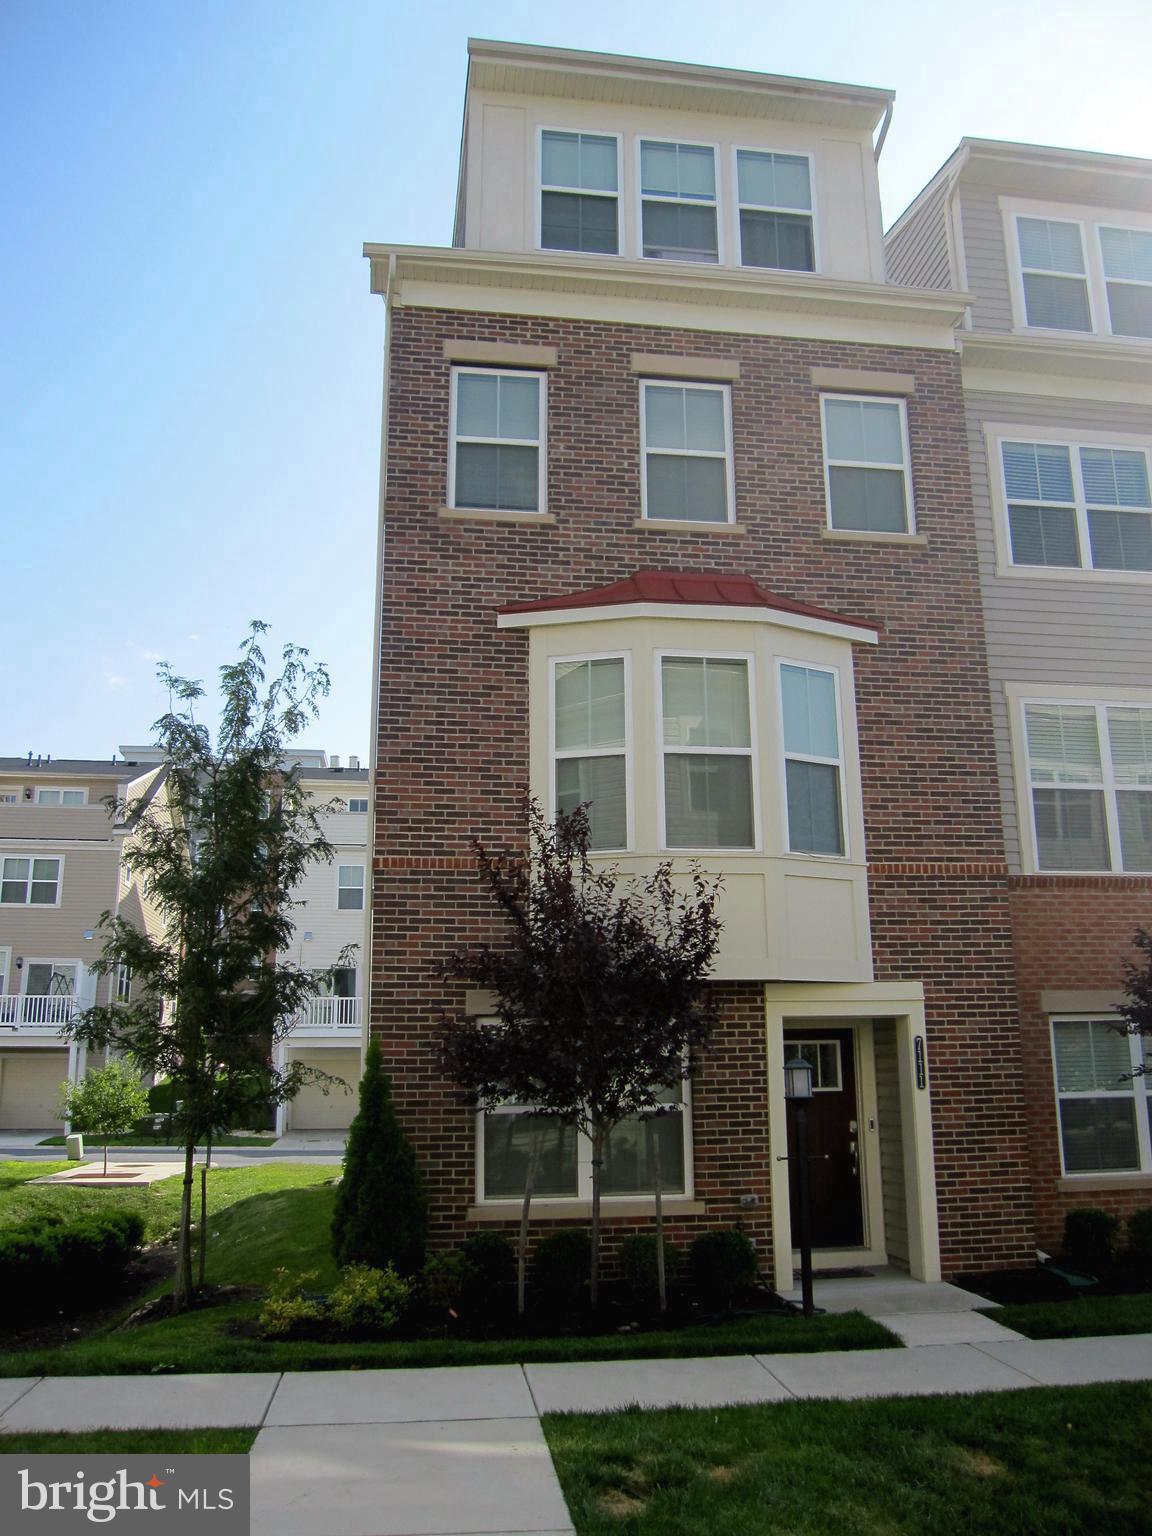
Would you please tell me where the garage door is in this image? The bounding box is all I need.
[0,1052,68,1130]
[287,1052,358,1130]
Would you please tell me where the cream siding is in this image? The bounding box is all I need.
[965,389,1152,869]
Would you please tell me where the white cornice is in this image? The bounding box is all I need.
[960,330,1152,388]
[365,244,970,339]
[496,601,880,645]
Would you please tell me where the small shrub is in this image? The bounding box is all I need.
[618,1233,683,1311]
[327,1263,411,1335]
[421,1250,476,1313]
[532,1229,590,1315]
[1127,1208,1152,1274]
[1063,1208,1121,1271]
[257,1268,325,1338]
[0,1207,144,1319]
[689,1226,759,1311]
[459,1231,516,1292]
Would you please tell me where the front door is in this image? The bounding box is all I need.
[784,1027,863,1248]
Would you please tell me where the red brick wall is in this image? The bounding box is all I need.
[1010,877,1152,1252]
[372,305,1036,1276]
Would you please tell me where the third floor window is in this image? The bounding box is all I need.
[640,140,718,263]
[1009,205,1152,340]
[540,130,619,254]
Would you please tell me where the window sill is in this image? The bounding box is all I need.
[821,529,926,546]
[1058,1174,1152,1191]
[467,1198,706,1222]
[438,507,556,526]
[633,519,746,536]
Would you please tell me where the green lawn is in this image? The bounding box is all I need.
[0,1299,897,1377]
[545,1382,1152,1535]
[38,1135,276,1148]
[0,1429,256,1454]
[986,1292,1152,1339]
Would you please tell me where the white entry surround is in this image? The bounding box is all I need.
[765,980,941,1291]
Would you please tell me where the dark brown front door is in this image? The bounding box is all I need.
[784,1027,863,1248]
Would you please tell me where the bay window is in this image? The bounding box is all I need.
[660,656,755,849]
[552,655,629,851]
[780,663,845,856]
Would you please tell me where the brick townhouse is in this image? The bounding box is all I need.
[889,139,1152,1252]
[365,40,1040,1286]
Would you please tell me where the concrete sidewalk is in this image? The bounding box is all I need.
[3,1336,1152,1536]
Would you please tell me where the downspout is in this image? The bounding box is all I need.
[873,98,894,163]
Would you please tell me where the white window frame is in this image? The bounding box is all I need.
[731,145,819,274]
[775,657,850,861]
[820,393,916,535]
[1050,1015,1152,1177]
[0,853,63,907]
[34,786,88,806]
[21,958,81,998]
[347,797,369,813]
[0,946,10,997]
[635,136,723,265]
[116,961,132,1003]
[548,650,634,853]
[336,863,366,911]
[639,379,736,525]
[536,126,622,255]
[447,366,548,515]
[1002,198,1152,339]
[475,1076,695,1204]
[987,424,1152,582]
[655,649,760,853]
[1097,222,1152,340]
[1013,687,1152,874]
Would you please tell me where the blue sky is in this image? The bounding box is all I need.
[3,0,1150,762]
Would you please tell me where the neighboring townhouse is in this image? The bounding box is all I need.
[118,746,369,1135]
[0,754,134,1129]
[888,142,1152,1251]
[364,40,1037,1285]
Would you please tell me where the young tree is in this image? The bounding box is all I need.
[67,623,345,1309]
[440,801,722,1310]
[58,1060,151,1176]
[331,1039,427,1275]
[1118,929,1152,1041]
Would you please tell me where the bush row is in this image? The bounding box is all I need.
[1064,1207,1152,1271]
[0,1208,146,1319]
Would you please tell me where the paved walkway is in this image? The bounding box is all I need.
[3,1333,1152,1536]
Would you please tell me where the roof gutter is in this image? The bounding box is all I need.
[873,97,893,163]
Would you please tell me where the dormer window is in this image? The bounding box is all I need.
[1016,217,1092,332]
[539,131,619,254]
[736,149,815,272]
[639,140,718,263]
[1099,227,1152,339]
[1007,203,1152,340]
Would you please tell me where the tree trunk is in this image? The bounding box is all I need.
[102,1139,109,1178]
[175,1136,196,1310]
[589,1121,605,1313]
[517,1120,543,1319]
[647,1117,667,1314]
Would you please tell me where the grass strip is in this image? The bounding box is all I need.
[985,1292,1152,1339]
[0,1429,256,1454]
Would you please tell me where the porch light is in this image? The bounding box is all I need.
[784,1054,813,1102]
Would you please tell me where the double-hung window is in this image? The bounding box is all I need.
[34,787,87,806]
[1051,1017,1152,1174]
[540,130,619,254]
[641,381,733,523]
[347,797,368,813]
[1,856,62,905]
[821,395,914,533]
[552,655,629,851]
[639,140,718,262]
[337,864,365,910]
[1015,217,1093,332]
[780,663,845,856]
[1000,439,1152,572]
[480,1080,689,1202]
[736,149,814,272]
[660,656,755,849]
[1023,700,1152,872]
[1099,226,1152,339]
[450,368,545,513]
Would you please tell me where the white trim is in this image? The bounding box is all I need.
[731,145,819,275]
[336,862,366,911]
[1008,686,1152,874]
[635,135,723,266]
[0,852,64,908]
[547,650,634,853]
[1049,1014,1152,1177]
[819,392,916,535]
[536,126,622,256]
[655,648,760,855]
[33,786,89,806]
[638,378,736,526]
[498,601,880,645]
[475,1077,695,1205]
[20,958,82,997]
[775,657,850,861]
[447,366,548,514]
[0,946,10,995]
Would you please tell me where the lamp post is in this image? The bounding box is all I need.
[784,1054,816,1317]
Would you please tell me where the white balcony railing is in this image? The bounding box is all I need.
[0,994,80,1034]
[290,996,361,1035]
